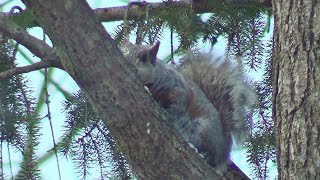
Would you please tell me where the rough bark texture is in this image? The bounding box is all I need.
[24,0,224,179]
[272,0,320,179]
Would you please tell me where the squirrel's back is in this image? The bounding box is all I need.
[179,53,256,142]
[120,40,255,169]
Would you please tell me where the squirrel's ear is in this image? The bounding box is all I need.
[121,37,132,46]
[149,41,160,65]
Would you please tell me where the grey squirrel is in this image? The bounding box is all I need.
[120,39,256,169]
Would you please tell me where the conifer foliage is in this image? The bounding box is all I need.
[0,40,40,179]
[60,91,131,179]
[0,0,275,179]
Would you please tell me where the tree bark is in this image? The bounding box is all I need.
[22,0,223,179]
[272,0,320,179]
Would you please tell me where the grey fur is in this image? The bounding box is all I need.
[120,40,256,169]
[179,53,256,142]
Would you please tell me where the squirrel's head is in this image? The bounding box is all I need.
[120,39,160,86]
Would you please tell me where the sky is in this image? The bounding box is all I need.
[1,0,276,179]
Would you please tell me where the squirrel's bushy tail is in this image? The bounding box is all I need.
[179,53,256,142]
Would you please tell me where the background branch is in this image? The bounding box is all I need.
[0,16,61,65]
[0,0,272,25]
[0,59,60,80]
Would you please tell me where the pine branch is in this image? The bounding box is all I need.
[0,0,271,25]
[16,116,41,180]
[59,91,132,179]
[0,0,270,82]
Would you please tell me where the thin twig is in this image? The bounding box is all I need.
[9,6,23,14]
[11,43,19,60]
[44,68,62,180]
[7,143,14,180]
[0,140,3,180]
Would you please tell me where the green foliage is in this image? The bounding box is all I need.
[0,40,40,179]
[113,1,201,48]
[226,14,266,70]
[60,91,132,180]
[202,0,263,44]
[245,37,276,179]
[11,11,38,29]
[158,2,202,48]
[15,114,41,180]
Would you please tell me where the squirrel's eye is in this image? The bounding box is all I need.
[138,53,148,63]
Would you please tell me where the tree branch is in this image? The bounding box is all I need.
[0,59,59,80]
[0,15,63,79]
[0,16,62,67]
[0,0,272,25]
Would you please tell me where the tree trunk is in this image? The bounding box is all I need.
[23,0,224,179]
[272,0,320,179]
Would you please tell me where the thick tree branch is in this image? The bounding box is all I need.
[0,16,62,67]
[0,15,63,79]
[0,60,59,80]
